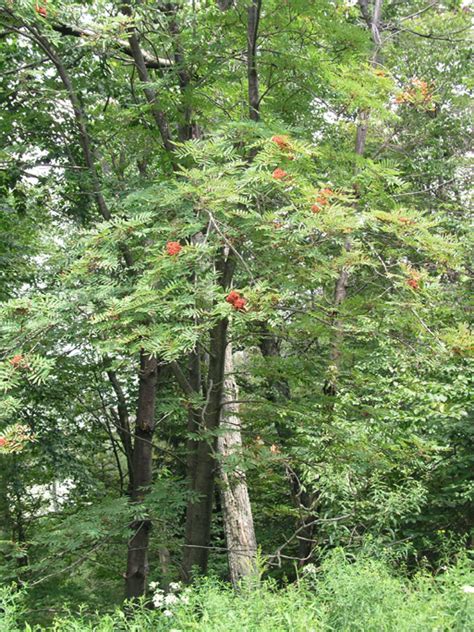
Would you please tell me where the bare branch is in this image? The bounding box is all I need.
[50,21,173,70]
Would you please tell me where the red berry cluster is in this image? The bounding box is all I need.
[0,437,8,448]
[406,270,421,290]
[272,168,288,180]
[35,2,47,16]
[226,290,247,312]
[166,241,182,256]
[10,354,25,369]
[271,135,290,150]
[311,188,334,213]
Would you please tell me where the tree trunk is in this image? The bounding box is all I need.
[247,0,262,121]
[125,351,158,600]
[182,318,229,578]
[182,252,235,579]
[217,344,257,586]
[23,8,170,601]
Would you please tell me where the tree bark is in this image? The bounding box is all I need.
[125,351,158,600]
[182,319,229,578]
[217,0,234,10]
[126,32,174,155]
[18,23,135,270]
[247,0,262,121]
[217,344,257,586]
[181,0,261,580]
[25,30,111,223]
[182,253,235,579]
[49,21,172,70]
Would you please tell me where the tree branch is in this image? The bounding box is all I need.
[120,2,175,155]
[247,0,262,121]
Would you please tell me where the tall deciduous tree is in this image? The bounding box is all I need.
[0,2,471,619]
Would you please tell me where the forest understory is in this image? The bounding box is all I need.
[0,1,472,630]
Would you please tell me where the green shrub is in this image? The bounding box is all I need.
[2,553,472,631]
[306,550,474,631]
[0,584,25,632]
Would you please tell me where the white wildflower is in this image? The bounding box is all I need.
[153,593,164,608]
[169,581,182,592]
[303,563,317,575]
[165,593,179,606]
[180,594,190,605]
[149,581,159,590]
[163,609,174,617]
[462,585,474,594]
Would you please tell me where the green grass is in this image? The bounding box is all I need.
[2,552,473,631]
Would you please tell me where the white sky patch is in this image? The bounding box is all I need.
[25,479,75,516]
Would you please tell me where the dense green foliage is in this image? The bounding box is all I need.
[2,552,474,631]
[0,0,472,629]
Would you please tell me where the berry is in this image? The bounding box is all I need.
[320,188,334,197]
[407,278,419,290]
[226,290,240,304]
[271,135,290,149]
[233,297,247,311]
[36,4,47,16]
[0,437,7,447]
[310,188,333,213]
[166,241,182,256]
[10,354,24,368]
[272,168,287,180]
[395,79,434,109]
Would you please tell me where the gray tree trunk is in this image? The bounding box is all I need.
[217,344,257,586]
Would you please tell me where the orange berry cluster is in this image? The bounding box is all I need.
[395,79,434,109]
[10,354,26,369]
[35,1,47,16]
[271,135,290,150]
[311,188,334,213]
[271,135,295,163]
[166,241,182,256]
[226,290,247,311]
[406,270,421,290]
[272,167,288,180]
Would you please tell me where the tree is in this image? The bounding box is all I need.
[0,2,471,620]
